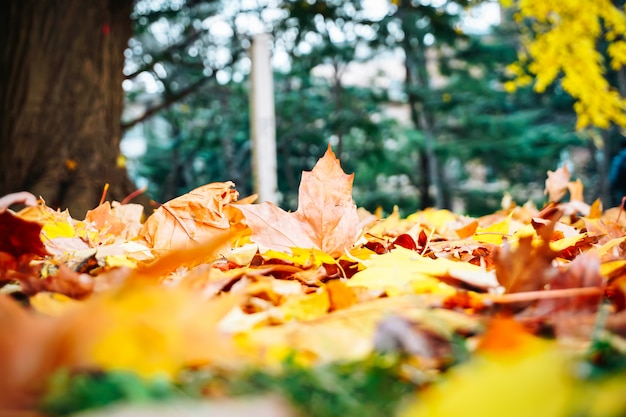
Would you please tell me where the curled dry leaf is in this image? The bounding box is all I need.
[236,146,361,257]
[0,191,38,213]
[138,182,239,251]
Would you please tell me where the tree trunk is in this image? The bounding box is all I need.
[0,0,145,218]
[399,7,444,210]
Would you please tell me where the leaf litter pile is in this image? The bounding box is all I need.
[2,147,626,417]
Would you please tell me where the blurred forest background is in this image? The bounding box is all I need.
[120,0,589,216]
[3,0,625,217]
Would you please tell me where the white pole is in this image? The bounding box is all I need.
[250,33,278,204]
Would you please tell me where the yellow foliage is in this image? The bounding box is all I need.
[76,286,240,379]
[279,288,330,321]
[503,0,626,129]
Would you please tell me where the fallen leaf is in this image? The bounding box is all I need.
[472,212,512,244]
[236,146,361,257]
[493,234,557,294]
[530,252,605,340]
[138,182,239,251]
[0,191,38,212]
[0,211,48,258]
[545,165,571,203]
[29,292,81,317]
[347,247,498,296]
[16,262,94,299]
[400,319,573,417]
[78,286,242,378]
[0,294,60,409]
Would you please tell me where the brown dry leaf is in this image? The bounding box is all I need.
[544,165,570,202]
[530,252,605,340]
[236,146,361,257]
[17,263,94,299]
[493,234,557,294]
[138,182,239,251]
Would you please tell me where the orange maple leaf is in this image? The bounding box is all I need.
[236,146,361,257]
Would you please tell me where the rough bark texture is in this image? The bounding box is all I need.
[0,0,145,217]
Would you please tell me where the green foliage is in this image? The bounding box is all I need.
[189,354,416,417]
[40,369,177,415]
[40,355,415,417]
[123,0,588,216]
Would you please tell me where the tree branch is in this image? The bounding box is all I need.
[120,76,210,131]
[125,30,205,81]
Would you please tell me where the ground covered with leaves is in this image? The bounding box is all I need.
[2,147,626,416]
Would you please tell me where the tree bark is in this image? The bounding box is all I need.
[398,5,444,209]
[0,0,146,217]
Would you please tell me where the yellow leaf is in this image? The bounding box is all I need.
[400,320,573,417]
[77,286,241,379]
[347,247,498,295]
[473,213,512,244]
[29,292,80,317]
[279,288,330,322]
[103,255,137,268]
[406,208,458,235]
[263,247,335,268]
[600,259,626,278]
[241,296,419,364]
[42,219,76,240]
[598,236,626,258]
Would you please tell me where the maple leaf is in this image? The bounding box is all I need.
[138,182,240,251]
[493,234,557,294]
[236,146,361,257]
[545,165,571,203]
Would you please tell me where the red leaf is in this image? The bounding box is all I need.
[0,211,48,258]
[391,234,417,251]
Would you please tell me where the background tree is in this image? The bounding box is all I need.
[124,0,588,216]
[0,0,145,216]
[502,0,626,206]
[432,18,582,213]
